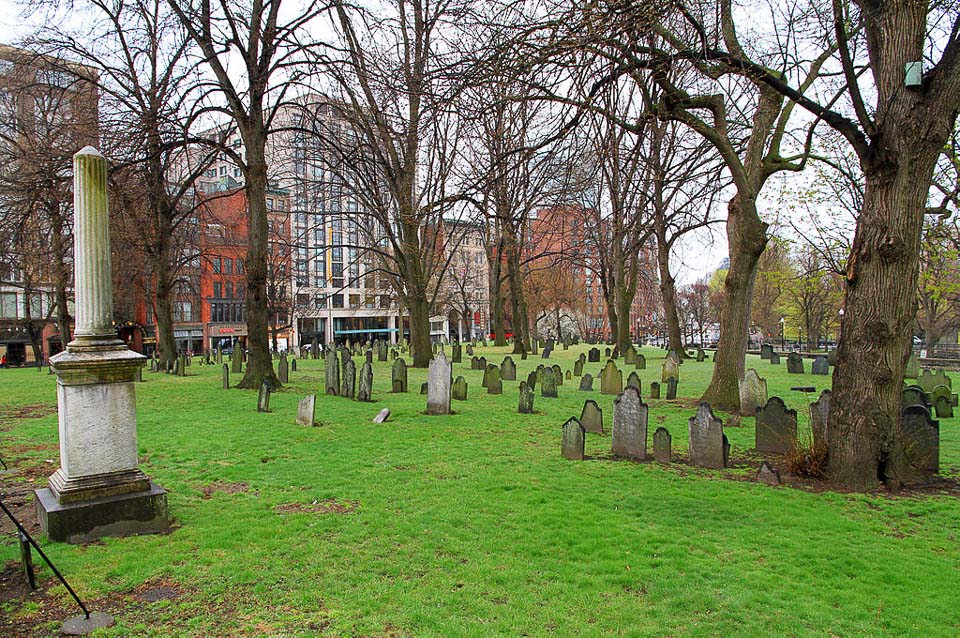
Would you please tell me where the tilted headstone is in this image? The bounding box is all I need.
[561,417,586,460]
[552,364,563,386]
[526,369,538,391]
[588,347,600,363]
[811,356,829,375]
[809,389,831,450]
[786,352,804,374]
[257,382,271,413]
[755,396,798,454]
[373,408,390,423]
[541,366,558,398]
[297,394,316,426]
[770,352,780,365]
[904,352,919,379]
[757,461,782,485]
[357,362,374,402]
[452,375,468,401]
[578,373,593,391]
[580,400,603,434]
[666,377,678,400]
[278,354,289,384]
[482,363,496,389]
[901,405,939,473]
[426,353,452,415]
[487,366,503,395]
[635,354,646,370]
[760,344,773,360]
[600,361,623,395]
[573,359,584,377]
[222,364,229,389]
[661,357,679,383]
[391,358,408,393]
[738,369,768,417]
[650,381,660,399]
[325,351,340,395]
[611,386,647,460]
[688,403,728,469]
[518,382,535,414]
[653,427,671,464]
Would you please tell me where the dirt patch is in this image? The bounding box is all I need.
[131,580,182,603]
[276,498,359,515]
[0,404,56,422]
[199,481,250,499]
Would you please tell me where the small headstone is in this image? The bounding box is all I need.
[326,351,340,395]
[487,366,503,395]
[786,352,804,374]
[600,360,622,395]
[518,383,535,414]
[278,354,289,383]
[565,370,571,381]
[635,354,646,370]
[661,357,679,383]
[552,364,563,386]
[452,343,462,363]
[291,358,297,372]
[373,408,390,423]
[526,369,538,391]
[297,394,316,426]
[811,356,829,375]
[341,359,356,399]
[611,386,647,460]
[471,356,481,371]
[452,375,468,400]
[580,400,603,434]
[257,382,271,413]
[222,364,229,389]
[365,350,373,365]
[809,389,831,450]
[588,347,600,363]
[426,353,452,415]
[738,369,767,417]
[541,366,558,398]
[827,348,838,366]
[653,427,671,463]
[561,417,586,460]
[904,352,919,379]
[392,358,408,393]
[573,359,584,377]
[466,345,474,356]
[357,362,374,402]
[930,384,954,418]
[696,348,705,362]
[770,352,780,365]
[666,377,678,400]
[650,381,660,399]
[755,397,798,454]
[901,405,939,473]
[501,356,517,381]
[757,461,782,486]
[626,371,641,390]
[420,382,428,394]
[688,403,727,469]
[578,373,593,391]
[760,344,773,360]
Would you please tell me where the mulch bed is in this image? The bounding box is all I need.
[275,498,359,515]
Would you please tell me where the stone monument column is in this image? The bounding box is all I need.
[35,147,169,543]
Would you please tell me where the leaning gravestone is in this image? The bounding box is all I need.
[541,366,558,398]
[627,371,641,390]
[526,369,538,391]
[809,389,831,450]
[755,397,798,454]
[222,364,230,389]
[297,395,316,426]
[257,382,271,413]
[588,347,600,363]
[650,381,660,399]
[666,377,678,400]
[561,417,586,460]
[482,364,496,389]
[278,354,289,383]
[518,382,535,414]
[688,403,728,469]
[600,361,623,395]
[578,373,593,391]
[487,366,503,395]
[635,354,646,370]
[901,405,939,473]
[611,386,647,460]
[325,351,340,396]
[357,362,373,402]
[552,364,563,386]
[573,358,584,377]
[787,352,804,374]
[661,357,679,383]
[738,369,768,417]
[757,462,782,486]
[341,359,356,399]
[392,358,408,393]
[770,352,780,365]
[373,408,390,424]
[811,356,829,375]
[580,400,604,434]
[426,353,452,415]
[653,427,671,463]
[452,375,468,401]
[501,356,517,381]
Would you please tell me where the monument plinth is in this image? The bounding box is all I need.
[36,147,169,543]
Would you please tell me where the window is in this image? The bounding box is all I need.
[213,257,221,274]
[236,260,244,274]
[226,282,233,299]
[225,259,233,274]
[332,294,344,309]
[349,294,360,308]
[214,281,222,298]
[219,166,227,176]
[315,295,327,309]
[174,302,193,322]
[0,292,16,318]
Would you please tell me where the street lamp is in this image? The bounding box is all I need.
[779,317,785,351]
[838,308,845,345]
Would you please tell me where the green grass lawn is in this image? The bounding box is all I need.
[1,345,958,636]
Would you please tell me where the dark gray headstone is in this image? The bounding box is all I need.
[612,386,647,460]
[471,356,481,371]
[552,364,563,386]
[487,366,502,395]
[561,417,585,460]
[627,371,641,390]
[297,394,316,426]
[278,354,289,384]
[666,377,678,400]
[739,369,767,417]
[291,358,297,372]
[501,356,516,381]
[653,427,671,463]
[755,396,798,454]
[787,353,804,374]
[222,364,229,389]
[760,344,773,360]
[580,400,603,434]
[574,359,584,377]
[526,369,538,391]
[901,405,939,473]
[452,343,461,363]
[770,352,780,365]
[257,382,271,413]
[541,367,558,398]
[392,358,408,393]
[358,362,373,402]
[341,359,356,399]
[809,389,831,450]
[325,351,340,396]
[420,382,429,395]
[688,403,727,469]
[518,382,535,414]
[635,353,646,370]
[588,347,600,363]
[578,373,593,391]
[650,381,660,399]
[452,375,468,401]
[811,356,829,375]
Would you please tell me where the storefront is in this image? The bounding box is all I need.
[208,323,247,353]
[174,325,204,355]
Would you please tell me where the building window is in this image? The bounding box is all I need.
[226,282,233,299]
[214,281,222,298]
[213,257,221,274]
[0,292,16,318]
[225,258,233,274]
[349,294,360,308]
[332,294,344,309]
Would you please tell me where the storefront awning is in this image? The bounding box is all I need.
[334,328,398,335]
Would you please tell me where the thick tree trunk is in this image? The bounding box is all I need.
[614,287,634,352]
[154,259,177,369]
[656,233,685,357]
[701,196,768,411]
[489,259,507,345]
[407,295,432,367]
[506,248,529,353]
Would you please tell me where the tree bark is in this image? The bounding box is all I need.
[656,231,684,357]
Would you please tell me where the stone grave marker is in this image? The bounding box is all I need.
[770,352,780,365]
[526,369,538,391]
[552,364,563,386]
[905,352,919,379]
[466,344,474,356]
[222,364,229,389]
[452,343,461,363]
[811,356,829,375]
[757,462,782,486]
[738,369,767,417]
[291,358,297,372]
[518,382,535,414]
[624,347,637,365]
[487,366,503,395]
[420,382,428,394]
[760,344,773,360]
[573,359,584,377]
[561,417,586,460]
[635,354,646,370]
[696,348,705,362]
[257,382,271,412]
[902,385,928,410]
[809,390,831,450]
[901,405,939,473]
[341,360,357,398]
[365,350,373,365]
[688,403,728,469]
[580,400,603,434]
[666,377,678,400]
[471,356,480,371]
[600,360,623,395]
[755,397,798,454]
[786,352,804,374]
[588,347,600,363]
[278,354,289,384]
[501,356,517,381]
[297,395,316,426]
[650,381,660,399]
[452,376,468,401]
[653,427,671,463]
[373,408,390,423]
[357,362,374,402]
[578,373,593,391]
[918,369,951,393]
[929,384,953,418]
[478,356,488,371]
[541,366,558,398]
[392,358,408,393]
[565,370,572,381]
[661,357,679,383]
[426,353,452,415]
[612,386,647,460]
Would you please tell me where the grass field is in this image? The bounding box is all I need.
[1,345,958,636]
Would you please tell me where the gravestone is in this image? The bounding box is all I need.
[635,354,646,370]
[624,347,636,365]
[426,353,452,415]
[666,377,678,400]
[929,384,953,418]
[278,354,289,384]
[580,400,603,434]
[600,361,623,395]
[611,386,647,460]
[341,359,357,399]
[627,371,641,390]
[541,345,552,359]
[760,344,773,360]
[452,343,461,364]
[391,358,408,393]
[755,397,798,454]
[420,382,428,395]
[325,351,340,396]
[290,358,297,372]
[482,364,495,389]
[757,462,782,486]
[257,382,271,413]
[588,347,600,363]
[650,381,660,399]
[809,389,831,450]
[688,403,728,469]
[466,344,474,356]
[901,405,939,473]
[452,376,468,401]
[696,348,705,362]
[487,366,503,395]
[501,356,517,381]
[478,356,488,371]
[653,427,671,463]
[541,366,558,398]
[770,352,780,365]
[526,369,538,391]
[573,359,584,377]
[661,357,679,384]
[811,356,829,375]
[905,352,919,379]
[373,408,390,424]
[902,385,929,410]
[565,370,572,381]
[827,348,838,366]
[561,417,586,460]
[786,352,804,374]
[471,356,481,371]
[518,382,535,414]
[296,395,316,426]
[365,350,373,365]
[738,369,768,417]
[357,362,373,402]
[578,373,593,391]
[552,364,563,386]
[918,369,951,393]
[222,364,229,389]
[605,347,612,358]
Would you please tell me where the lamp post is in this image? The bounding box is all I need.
[779,317,785,351]
[838,308,845,345]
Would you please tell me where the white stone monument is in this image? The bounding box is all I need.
[35,147,169,543]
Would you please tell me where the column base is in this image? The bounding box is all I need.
[35,482,170,544]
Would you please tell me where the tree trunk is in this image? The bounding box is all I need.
[489,258,507,345]
[656,233,685,357]
[701,195,768,411]
[506,248,529,353]
[614,287,634,352]
[154,258,177,369]
[407,295,432,368]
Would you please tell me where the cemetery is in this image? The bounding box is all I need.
[1,341,959,635]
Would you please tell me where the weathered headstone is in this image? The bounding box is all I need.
[578,373,593,391]
[901,385,928,410]
[661,357,679,384]
[257,382,271,413]
[588,347,600,363]
[478,356,487,371]
[426,353,452,415]
[278,354,289,384]
[612,386,647,460]
[666,377,678,400]
[770,352,780,365]
[373,408,390,423]
[811,356,829,375]
[929,384,954,418]
[325,351,340,396]
[738,369,768,417]
[452,375,468,401]
[653,427,671,463]
[290,358,297,372]
[901,405,939,473]
[809,389,831,450]
[757,462,782,486]
[471,356,481,370]
[357,362,373,402]
[688,403,728,469]
[904,352,919,379]
[787,352,804,374]
[626,371,641,390]
[561,417,586,460]
[650,381,660,399]
[452,343,461,364]
[296,395,316,426]
[487,366,503,395]
[760,344,774,360]
[501,356,517,381]
[600,361,623,395]
[391,358,408,393]
[552,364,563,386]
[518,382,535,414]
[696,348,705,362]
[755,397,798,454]
[573,359,584,377]
[222,364,229,389]
[635,353,646,370]
[526,369,538,391]
[580,400,603,434]
[466,344,474,356]
[541,366,558,398]
[420,382,429,395]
